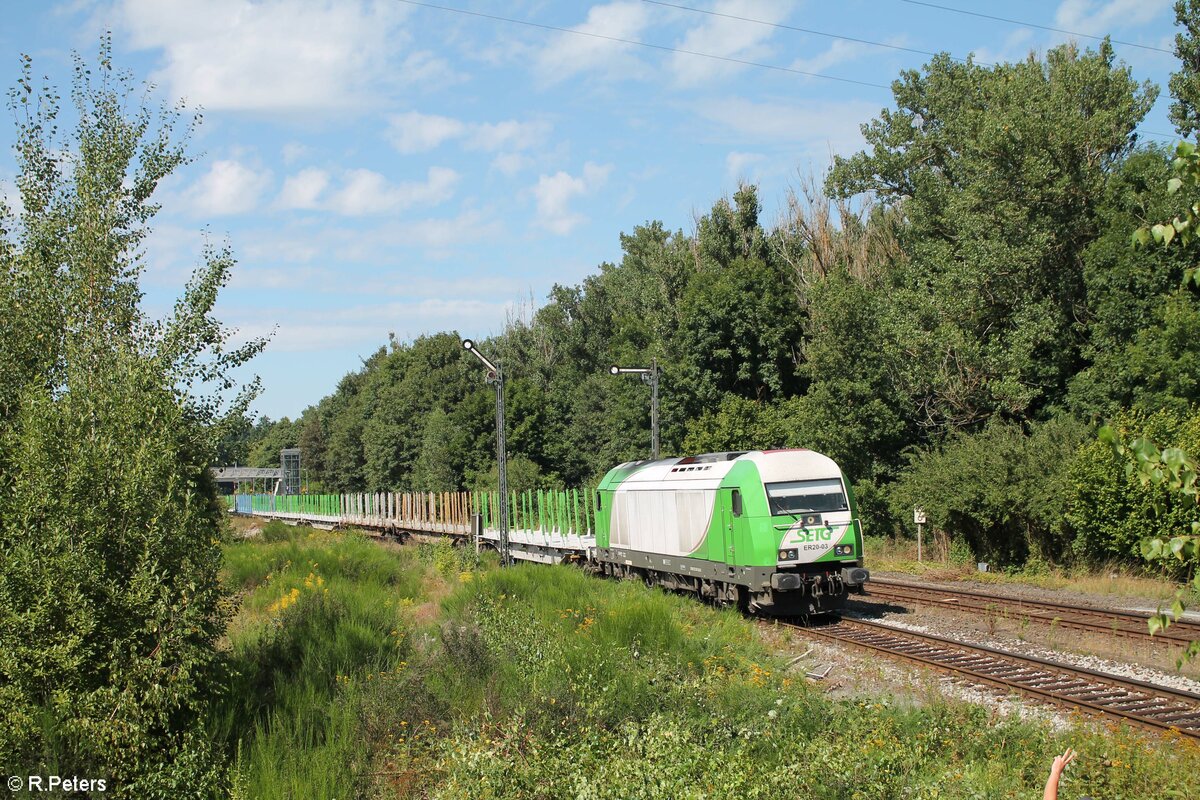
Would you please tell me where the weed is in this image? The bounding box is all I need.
[212,524,1200,799]
[260,519,295,542]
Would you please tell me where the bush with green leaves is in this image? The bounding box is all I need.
[888,418,1088,566]
[1095,410,1200,661]
[1066,409,1200,566]
[0,41,263,796]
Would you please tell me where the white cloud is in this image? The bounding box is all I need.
[971,28,1036,66]
[183,159,272,216]
[118,0,411,113]
[395,49,464,89]
[281,142,310,164]
[790,39,877,77]
[693,97,876,158]
[339,209,503,252]
[242,237,322,265]
[725,151,765,180]
[668,0,796,87]
[1054,0,1170,36]
[536,1,651,84]
[228,264,333,290]
[467,119,552,152]
[491,153,534,176]
[321,210,504,254]
[276,168,330,210]
[273,166,459,215]
[328,167,459,215]
[386,111,468,154]
[393,210,501,249]
[532,162,612,235]
[385,112,550,155]
[229,298,508,352]
[390,275,522,298]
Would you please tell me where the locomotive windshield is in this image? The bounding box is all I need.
[765,478,848,516]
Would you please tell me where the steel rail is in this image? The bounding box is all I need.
[780,616,1200,738]
[864,577,1200,645]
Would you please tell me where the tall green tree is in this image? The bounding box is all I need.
[1170,0,1200,137]
[675,187,804,412]
[828,43,1156,432]
[1069,149,1200,415]
[0,41,264,794]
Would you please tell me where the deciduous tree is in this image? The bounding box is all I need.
[0,39,264,794]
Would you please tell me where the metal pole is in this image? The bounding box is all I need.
[611,361,662,461]
[472,512,482,569]
[463,338,509,567]
[917,522,923,563]
[650,357,660,460]
[495,370,510,566]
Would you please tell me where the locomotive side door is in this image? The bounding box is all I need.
[717,488,740,566]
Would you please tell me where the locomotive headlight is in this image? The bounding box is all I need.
[834,545,854,556]
[778,549,797,561]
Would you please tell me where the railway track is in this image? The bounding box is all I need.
[863,577,1200,646]
[782,617,1200,738]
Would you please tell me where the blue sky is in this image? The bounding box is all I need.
[0,0,1185,420]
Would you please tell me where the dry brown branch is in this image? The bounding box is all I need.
[774,170,907,297]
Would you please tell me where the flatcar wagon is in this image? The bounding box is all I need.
[593,449,869,615]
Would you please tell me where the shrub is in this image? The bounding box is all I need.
[0,41,263,796]
[888,417,1088,567]
[1064,407,1200,568]
[261,520,295,542]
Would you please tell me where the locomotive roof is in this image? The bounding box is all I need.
[606,449,842,490]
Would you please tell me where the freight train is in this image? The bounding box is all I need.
[225,448,869,616]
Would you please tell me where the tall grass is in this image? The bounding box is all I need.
[214,523,1200,799]
[213,524,430,798]
[423,564,1200,799]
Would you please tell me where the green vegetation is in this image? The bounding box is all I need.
[245,16,1200,584]
[0,40,264,795]
[216,524,1200,799]
[12,13,1200,796]
[214,522,432,798]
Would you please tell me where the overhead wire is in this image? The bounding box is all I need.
[640,0,983,65]
[392,0,890,89]
[898,0,1173,55]
[639,0,1177,142]
[396,0,1180,143]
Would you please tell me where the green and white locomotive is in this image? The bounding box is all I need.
[594,449,869,615]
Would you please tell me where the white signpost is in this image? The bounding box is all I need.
[914,507,927,562]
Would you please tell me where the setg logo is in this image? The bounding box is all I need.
[789,525,832,543]
[782,521,837,553]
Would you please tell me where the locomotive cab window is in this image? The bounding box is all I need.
[765,478,848,516]
[731,489,743,517]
